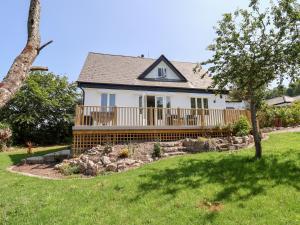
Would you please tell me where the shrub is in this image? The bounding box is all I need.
[152,143,162,158]
[197,137,208,143]
[233,116,251,136]
[59,164,80,176]
[258,102,300,128]
[118,148,129,158]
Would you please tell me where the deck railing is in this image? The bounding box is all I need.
[75,106,251,128]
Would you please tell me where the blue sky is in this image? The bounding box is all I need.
[1,0,257,82]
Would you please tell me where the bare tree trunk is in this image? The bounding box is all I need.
[0,0,51,109]
[250,98,262,159]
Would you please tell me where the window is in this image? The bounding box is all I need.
[158,67,167,78]
[101,93,108,107]
[191,98,196,109]
[203,98,208,109]
[139,96,143,114]
[101,93,116,111]
[156,96,164,120]
[190,97,209,114]
[166,96,171,108]
[109,94,115,107]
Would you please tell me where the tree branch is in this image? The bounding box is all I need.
[38,40,53,53]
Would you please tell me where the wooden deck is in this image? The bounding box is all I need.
[72,106,251,155]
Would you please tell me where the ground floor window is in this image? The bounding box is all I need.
[191,97,209,115]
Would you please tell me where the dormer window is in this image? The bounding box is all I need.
[158,67,167,78]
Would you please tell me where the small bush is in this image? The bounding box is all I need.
[118,148,129,158]
[59,164,80,176]
[152,143,162,158]
[233,116,251,136]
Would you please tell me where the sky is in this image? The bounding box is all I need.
[0,0,262,82]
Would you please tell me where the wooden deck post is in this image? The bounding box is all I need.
[201,109,205,127]
[112,107,117,126]
[223,109,227,125]
[177,108,181,125]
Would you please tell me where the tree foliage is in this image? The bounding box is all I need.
[265,79,300,99]
[199,0,300,158]
[0,72,78,145]
[258,101,300,127]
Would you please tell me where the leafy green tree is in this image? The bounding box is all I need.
[199,0,300,159]
[0,72,78,145]
[286,79,300,96]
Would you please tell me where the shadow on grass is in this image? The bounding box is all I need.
[8,146,69,165]
[133,151,300,203]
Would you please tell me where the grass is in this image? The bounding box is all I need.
[0,133,299,225]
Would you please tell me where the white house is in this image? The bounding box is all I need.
[77,52,238,111]
[73,52,250,153]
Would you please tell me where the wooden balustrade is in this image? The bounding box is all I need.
[74,105,251,128]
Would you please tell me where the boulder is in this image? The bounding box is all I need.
[101,156,111,166]
[43,154,55,163]
[26,156,44,164]
[117,162,126,171]
[106,163,118,172]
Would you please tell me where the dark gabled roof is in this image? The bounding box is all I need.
[77,52,214,90]
[138,55,187,82]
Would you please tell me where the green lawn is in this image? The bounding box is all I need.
[0,133,299,225]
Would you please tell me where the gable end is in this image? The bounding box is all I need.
[138,55,188,82]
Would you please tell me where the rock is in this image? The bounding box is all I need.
[106,163,118,172]
[117,162,126,171]
[54,163,63,170]
[132,162,141,167]
[88,155,101,163]
[160,142,180,147]
[26,156,44,164]
[101,156,111,166]
[118,158,136,166]
[228,146,236,151]
[43,154,55,163]
[219,144,229,149]
[80,155,89,163]
[182,138,194,148]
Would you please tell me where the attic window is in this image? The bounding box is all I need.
[158,68,167,78]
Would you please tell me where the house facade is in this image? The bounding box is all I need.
[73,52,249,154]
[78,53,236,111]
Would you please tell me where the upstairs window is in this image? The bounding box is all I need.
[158,67,167,78]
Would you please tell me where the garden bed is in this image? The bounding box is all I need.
[13,135,255,179]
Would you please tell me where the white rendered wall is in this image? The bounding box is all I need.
[82,88,232,127]
[225,101,247,109]
[83,88,227,109]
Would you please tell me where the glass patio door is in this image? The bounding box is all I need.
[146,96,164,126]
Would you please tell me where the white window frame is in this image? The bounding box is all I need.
[158,67,167,78]
[100,93,116,111]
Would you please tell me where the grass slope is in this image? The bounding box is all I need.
[0,133,299,225]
